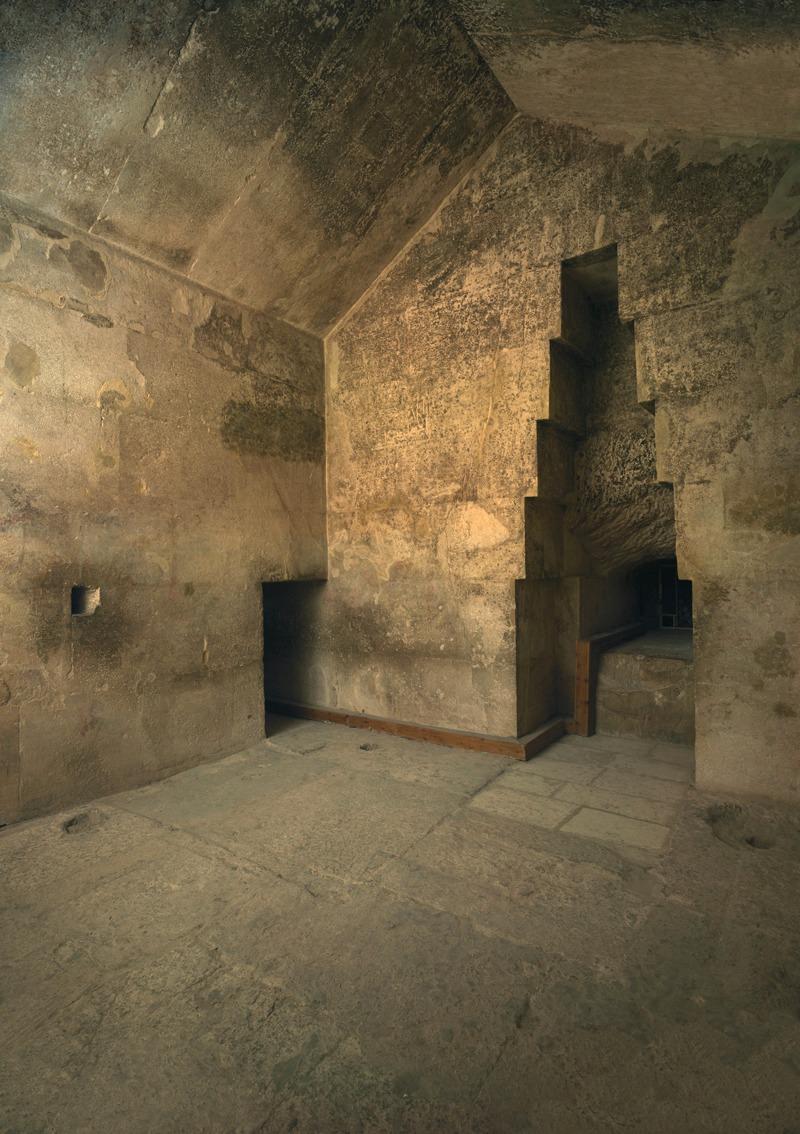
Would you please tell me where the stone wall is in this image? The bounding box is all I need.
[520,254,679,731]
[268,116,800,800]
[569,307,675,577]
[596,640,695,746]
[0,197,325,821]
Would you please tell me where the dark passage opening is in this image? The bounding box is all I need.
[635,558,693,630]
[262,579,327,734]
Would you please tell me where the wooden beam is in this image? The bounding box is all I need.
[268,700,566,762]
[568,621,645,737]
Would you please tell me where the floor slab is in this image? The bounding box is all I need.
[2,718,799,1132]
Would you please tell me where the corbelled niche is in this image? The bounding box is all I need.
[266,116,800,803]
[518,243,678,735]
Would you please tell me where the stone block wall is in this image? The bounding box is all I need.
[3,106,798,808]
[267,117,800,800]
[596,647,695,746]
[0,198,325,820]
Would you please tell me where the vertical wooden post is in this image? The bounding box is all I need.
[569,623,645,737]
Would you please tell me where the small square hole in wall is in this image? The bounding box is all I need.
[71,586,101,617]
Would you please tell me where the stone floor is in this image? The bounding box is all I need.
[2,716,799,1132]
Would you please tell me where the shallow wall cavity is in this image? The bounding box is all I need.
[0,198,326,821]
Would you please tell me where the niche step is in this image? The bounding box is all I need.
[595,631,694,745]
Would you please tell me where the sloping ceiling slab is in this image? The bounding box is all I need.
[453,0,800,141]
[0,0,197,231]
[0,0,513,333]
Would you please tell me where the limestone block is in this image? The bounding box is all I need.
[596,651,695,745]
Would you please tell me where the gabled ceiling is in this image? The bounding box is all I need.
[1,1,796,337]
[452,1,800,141]
[0,0,512,334]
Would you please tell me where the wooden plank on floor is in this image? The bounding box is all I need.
[268,700,567,762]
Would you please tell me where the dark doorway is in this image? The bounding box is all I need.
[262,579,327,734]
[635,559,693,630]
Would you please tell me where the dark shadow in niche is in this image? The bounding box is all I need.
[71,585,101,617]
[518,243,692,734]
[634,558,693,631]
[262,580,327,735]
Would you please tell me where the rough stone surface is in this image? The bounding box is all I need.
[0,0,512,333]
[267,114,799,800]
[569,313,676,575]
[1,4,799,811]
[596,633,695,745]
[2,718,799,1131]
[453,0,800,140]
[0,198,325,822]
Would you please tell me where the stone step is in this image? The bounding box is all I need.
[595,632,694,745]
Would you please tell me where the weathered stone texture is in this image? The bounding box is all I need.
[596,643,695,745]
[569,315,675,575]
[453,0,800,140]
[285,116,800,799]
[0,199,325,821]
[2,5,799,807]
[0,0,512,333]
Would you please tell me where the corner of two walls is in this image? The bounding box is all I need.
[308,118,800,803]
[6,107,797,813]
[276,130,557,740]
[0,197,326,822]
